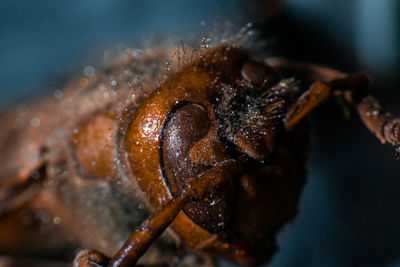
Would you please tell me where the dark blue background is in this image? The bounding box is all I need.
[1,1,400,266]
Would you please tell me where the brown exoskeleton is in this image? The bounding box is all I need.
[0,34,399,266]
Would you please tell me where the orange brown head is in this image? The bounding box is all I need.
[124,44,308,265]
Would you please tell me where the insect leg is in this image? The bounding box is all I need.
[284,73,370,131]
[284,80,332,131]
[73,160,239,267]
[328,74,400,150]
[0,164,46,218]
[351,94,400,154]
[278,62,400,156]
[266,58,368,131]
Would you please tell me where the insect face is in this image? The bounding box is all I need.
[124,45,309,264]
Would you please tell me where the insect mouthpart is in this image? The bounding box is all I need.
[214,78,300,160]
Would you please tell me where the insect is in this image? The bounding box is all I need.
[0,30,399,267]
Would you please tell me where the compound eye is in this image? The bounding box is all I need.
[161,102,235,233]
[241,60,281,89]
[161,102,210,184]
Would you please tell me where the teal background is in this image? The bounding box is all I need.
[1,1,400,266]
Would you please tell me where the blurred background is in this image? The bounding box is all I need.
[0,0,400,266]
